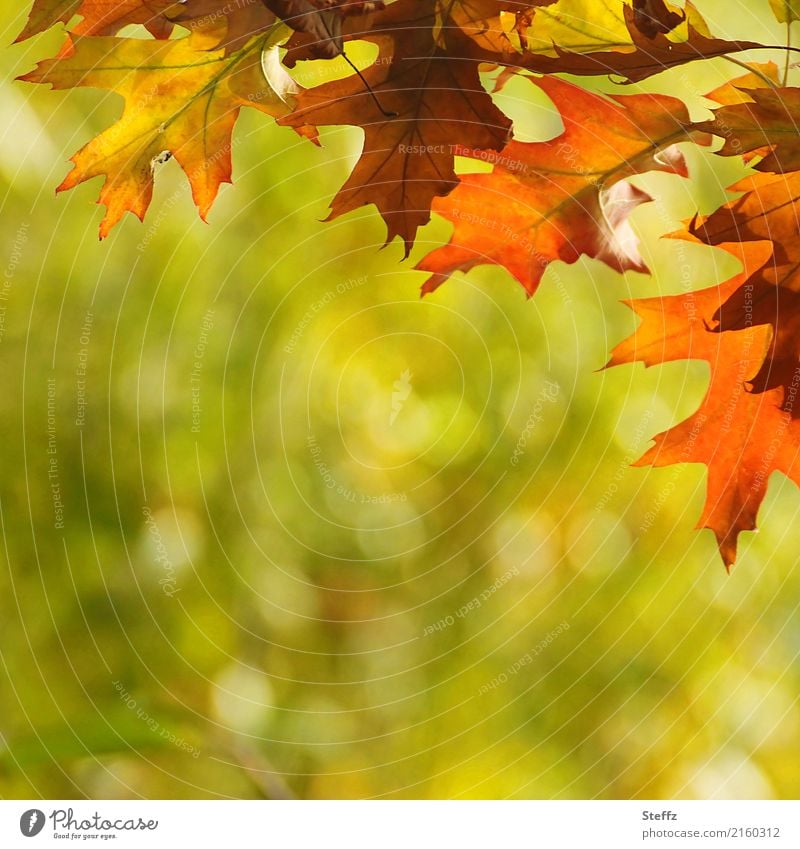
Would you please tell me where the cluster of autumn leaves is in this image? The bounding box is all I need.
[14,0,800,568]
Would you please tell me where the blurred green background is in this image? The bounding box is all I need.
[1,0,800,799]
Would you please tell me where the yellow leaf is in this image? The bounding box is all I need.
[21,25,296,237]
[769,0,800,23]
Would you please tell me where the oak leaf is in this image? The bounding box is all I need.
[768,0,800,23]
[20,24,299,237]
[513,2,760,82]
[16,0,179,41]
[609,241,800,568]
[445,1,558,56]
[279,0,512,254]
[687,171,800,414]
[276,1,557,64]
[416,76,697,295]
[695,85,800,173]
[264,0,387,59]
[631,0,684,38]
[172,1,279,53]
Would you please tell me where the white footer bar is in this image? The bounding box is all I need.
[2,801,798,848]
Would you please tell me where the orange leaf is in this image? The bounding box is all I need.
[416,76,697,295]
[609,241,800,568]
[688,171,800,413]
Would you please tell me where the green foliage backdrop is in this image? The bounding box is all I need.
[1,0,800,799]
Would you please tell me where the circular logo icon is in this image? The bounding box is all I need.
[19,810,45,837]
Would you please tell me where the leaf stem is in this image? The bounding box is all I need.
[722,55,781,89]
[340,51,398,118]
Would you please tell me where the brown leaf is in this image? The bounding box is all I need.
[631,0,685,39]
[170,0,278,53]
[279,0,511,254]
[688,171,800,414]
[16,0,179,41]
[695,86,800,174]
[263,0,385,58]
[447,0,558,55]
